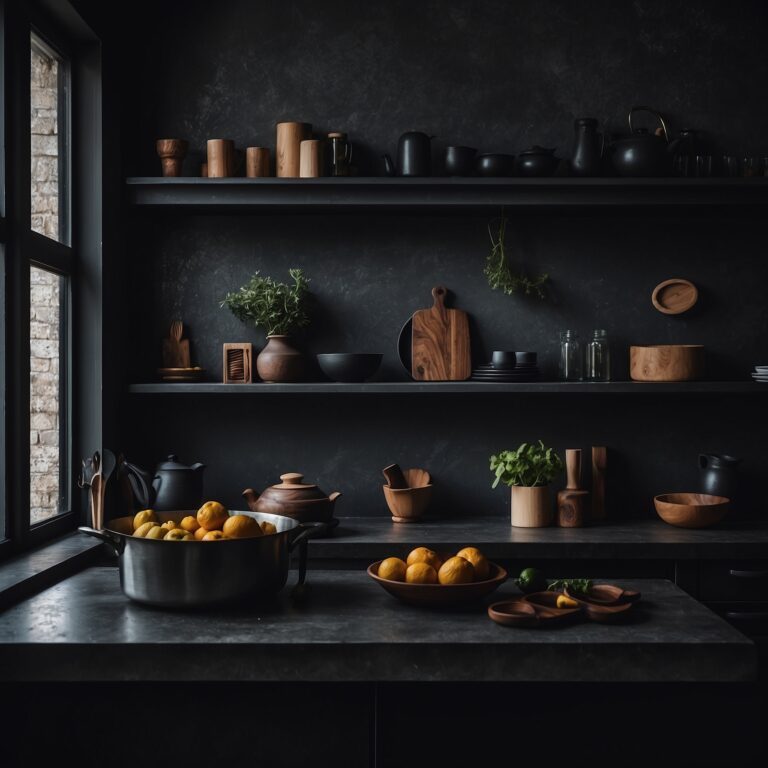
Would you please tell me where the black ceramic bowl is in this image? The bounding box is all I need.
[317,353,383,383]
[476,153,515,177]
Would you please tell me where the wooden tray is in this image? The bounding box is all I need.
[367,560,507,607]
[488,591,581,628]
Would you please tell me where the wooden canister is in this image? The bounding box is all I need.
[510,485,552,527]
[299,139,325,178]
[156,139,188,177]
[246,147,271,178]
[630,344,704,382]
[276,122,311,177]
[207,139,235,178]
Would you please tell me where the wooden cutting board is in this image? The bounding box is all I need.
[411,286,471,381]
[162,320,191,369]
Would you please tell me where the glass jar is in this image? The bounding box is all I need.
[559,330,581,381]
[585,330,611,381]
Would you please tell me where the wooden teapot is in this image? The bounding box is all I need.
[242,473,341,523]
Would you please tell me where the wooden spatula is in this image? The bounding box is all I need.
[411,286,471,381]
[162,320,191,369]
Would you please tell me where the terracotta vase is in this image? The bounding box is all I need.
[256,335,304,382]
[510,485,552,528]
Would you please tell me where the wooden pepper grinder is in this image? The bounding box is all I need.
[557,449,590,528]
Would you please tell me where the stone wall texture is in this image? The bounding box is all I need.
[30,45,61,523]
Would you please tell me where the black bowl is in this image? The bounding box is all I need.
[317,353,383,383]
[476,153,515,177]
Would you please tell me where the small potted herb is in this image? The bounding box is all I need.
[221,269,310,382]
[490,440,563,527]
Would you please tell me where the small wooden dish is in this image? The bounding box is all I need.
[565,583,641,605]
[157,366,205,382]
[562,590,635,623]
[367,561,507,607]
[520,591,583,625]
[654,492,730,528]
[651,278,698,315]
[487,600,540,627]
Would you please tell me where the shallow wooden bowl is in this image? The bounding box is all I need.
[654,492,730,528]
[367,560,507,606]
[382,484,433,523]
[487,600,539,627]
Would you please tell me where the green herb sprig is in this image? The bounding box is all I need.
[485,213,548,298]
[490,440,563,488]
[221,268,310,337]
[547,578,593,595]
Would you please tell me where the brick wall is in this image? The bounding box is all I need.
[30,45,61,523]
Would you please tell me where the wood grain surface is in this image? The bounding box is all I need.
[411,286,471,381]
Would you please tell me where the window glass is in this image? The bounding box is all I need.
[30,265,66,522]
[30,33,68,244]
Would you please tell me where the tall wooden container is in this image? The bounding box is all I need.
[276,122,311,177]
[510,485,552,527]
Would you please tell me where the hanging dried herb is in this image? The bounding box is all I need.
[484,212,548,298]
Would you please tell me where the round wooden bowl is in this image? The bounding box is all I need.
[654,492,730,528]
[367,561,507,606]
[630,344,704,382]
[651,278,698,315]
[382,484,433,523]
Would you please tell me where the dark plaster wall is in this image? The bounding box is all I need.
[117,1,768,518]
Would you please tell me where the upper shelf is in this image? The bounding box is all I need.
[128,381,764,394]
[125,177,768,213]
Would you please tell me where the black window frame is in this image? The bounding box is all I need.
[1,0,103,559]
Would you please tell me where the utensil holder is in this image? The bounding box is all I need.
[300,139,324,178]
[276,122,311,177]
[246,147,271,178]
[207,139,235,178]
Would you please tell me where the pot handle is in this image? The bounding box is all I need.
[78,526,125,556]
[628,106,668,142]
[288,522,327,599]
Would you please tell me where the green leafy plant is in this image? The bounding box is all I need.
[485,212,548,298]
[221,268,310,337]
[490,440,563,488]
[547,578,593,595]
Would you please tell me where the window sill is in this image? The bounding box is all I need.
[0,532,103,611]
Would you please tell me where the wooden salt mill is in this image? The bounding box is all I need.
[557,449,590,528]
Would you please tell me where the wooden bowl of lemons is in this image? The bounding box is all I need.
[367,546,507,606]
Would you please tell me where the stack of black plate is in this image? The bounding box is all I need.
[471,353,540,382]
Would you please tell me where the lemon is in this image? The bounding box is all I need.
[406,547,442,572]
[405,562,438,584]
[202,530,226,541]
[378,557,407,582]
[557,594,579,609]
[133,509,157,531]
[438,556,475,585]
[180,515,200,533]
[145,525,167,540]
[456,547,490,581]
[133,521,156,538]
[164,528,193,541]
[223,514,263,539]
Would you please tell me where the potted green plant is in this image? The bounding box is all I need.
[490,440,563,527]
[221,268,310,383]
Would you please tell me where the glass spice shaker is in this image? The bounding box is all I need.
[585,329,611,381]
[559,330,581,381]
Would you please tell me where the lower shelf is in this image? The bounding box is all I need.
[128,381,764,394]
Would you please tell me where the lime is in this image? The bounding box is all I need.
[516,567,547,594]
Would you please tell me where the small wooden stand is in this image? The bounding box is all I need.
[223,343,253,384]
[557,448,589,527]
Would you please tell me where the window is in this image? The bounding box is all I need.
[0,2,100,556]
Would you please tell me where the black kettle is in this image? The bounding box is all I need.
[383,131,433,177]
[123,454,206,511]
[608,106,670,177]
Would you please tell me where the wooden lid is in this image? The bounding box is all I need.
[273,472,317,490]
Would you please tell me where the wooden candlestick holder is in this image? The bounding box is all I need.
[156,139,188,177]
[557,448,589,527]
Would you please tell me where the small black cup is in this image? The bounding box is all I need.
[444,146,477,176]
[515,351,537,364]
[491,350,517,370]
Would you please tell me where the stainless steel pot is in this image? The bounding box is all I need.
[79,511,323,607]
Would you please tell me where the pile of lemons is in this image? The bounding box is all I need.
[131,501,276,541]
[377,546,491,585]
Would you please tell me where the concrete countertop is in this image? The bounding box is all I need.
[0,568,754,683]
[309,517,768,560]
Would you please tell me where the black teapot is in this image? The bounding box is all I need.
[608,106,670,177]
[123,454,205,511]
[383,131,433,177]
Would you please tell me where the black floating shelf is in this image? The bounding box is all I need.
[128,381,764,395]
[125,177,768,212]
